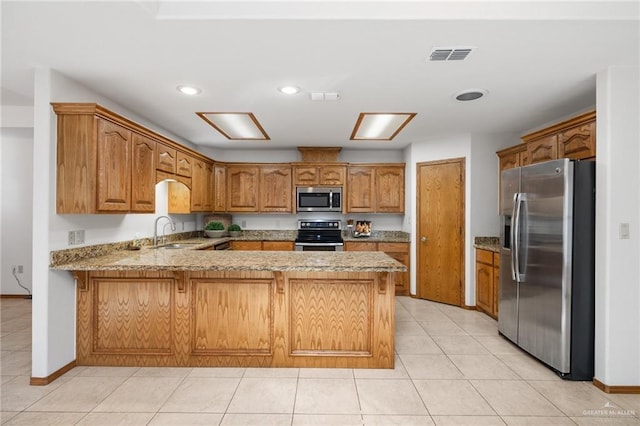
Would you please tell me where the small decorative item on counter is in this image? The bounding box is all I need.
[129,233,142,250]
[205,221,226,238]
[228,223,242,237]
[353,220,372,237]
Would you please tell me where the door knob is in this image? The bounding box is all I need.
[421,236,428,243]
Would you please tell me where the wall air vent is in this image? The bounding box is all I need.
[429,47,473,61]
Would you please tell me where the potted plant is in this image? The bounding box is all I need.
[228,223,242,237]
[204,221,226,238]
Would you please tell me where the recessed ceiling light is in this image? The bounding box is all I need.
[350,112,417,141]
[278,86,301,95]
[454,89,488,102]
[177,85,201,95]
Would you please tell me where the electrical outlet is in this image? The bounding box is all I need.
[18,265,23,274]
[68,231,76,245]
[11,265,23,274]
[241,220,247,228]
[75,230,85,244]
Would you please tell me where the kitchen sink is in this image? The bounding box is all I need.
[153,242,201,249]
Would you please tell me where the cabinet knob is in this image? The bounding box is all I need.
[421,236,428,243]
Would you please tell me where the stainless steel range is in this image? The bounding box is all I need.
[294,219,344,251]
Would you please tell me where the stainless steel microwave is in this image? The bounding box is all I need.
[296,187,342,212]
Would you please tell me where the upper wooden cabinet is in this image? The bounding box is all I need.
[176,152,193,177]
[227,165,259,212]
[190,159,214,212]
[498,111,596,171]
[227,164,292,213]
[292,163,346,186]
[53,103,213,214]
[346,164,405,213]
[156,143,176,173]
[96,119,132,212]
[525,134,558,165]
[54,104,159,214]
[214,164,227,212]
[558,120,596,159]
[131,134,156,213]
[259,165,292,212]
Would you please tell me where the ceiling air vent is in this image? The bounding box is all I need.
[429,47,473,62]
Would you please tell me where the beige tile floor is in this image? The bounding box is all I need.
[1,296,639,425]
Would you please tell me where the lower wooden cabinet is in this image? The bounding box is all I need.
[344,241,410,296]
[230,240,294,251]
[475,249,500,319]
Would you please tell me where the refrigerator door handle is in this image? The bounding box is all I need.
[514,193,527,282]
[510,193,519,281]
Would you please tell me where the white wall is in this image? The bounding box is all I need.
[31,69,201,379]
[0,128,33,295]
[595,66,640,386]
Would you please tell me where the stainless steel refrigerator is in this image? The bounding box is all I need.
[499,158,595,380]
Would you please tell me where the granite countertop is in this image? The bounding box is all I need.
[473,236,500,253]
[342,230,410,243]
[50,249,407,273]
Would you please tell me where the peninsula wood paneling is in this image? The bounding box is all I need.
[191,279,273,355]
[75,269,394,369]
[290,279,372,356]
[94,278,173,353]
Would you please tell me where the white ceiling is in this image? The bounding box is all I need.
[2,1,638,150]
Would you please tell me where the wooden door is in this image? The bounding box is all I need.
[417,158,464,306]
[131,134,155,212]
[97,119,131,211]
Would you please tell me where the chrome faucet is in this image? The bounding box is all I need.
[153,216,176,246]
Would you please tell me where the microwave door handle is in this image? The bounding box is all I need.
[329,190,333,207]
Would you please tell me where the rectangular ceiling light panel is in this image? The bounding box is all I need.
[350,113,416,141]
[197,112,270,140]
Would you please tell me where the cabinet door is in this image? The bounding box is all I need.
[493,253,500,317]
[262,241,294,251]
[156,143,176,173]
[190,159,205,212]
[227,166,259,212]
[230,240,262,250]
[214,164,227,212]
[526,135,558,165]
[319,166,346,185]
[558,121,595,160]
[379,242,410,296]
[97,119,131,211]
[176,152,193,177]
[168,181,191,214]
[375,166,405,213]
[259,165,292,212]
[293,166,319,186]
[203,162,214,212]
[347,166,375,212]
[131,133,156,212]
[499,152,519,171]
[475,250,494,317]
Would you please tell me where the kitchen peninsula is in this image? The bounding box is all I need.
[51,248,405,369]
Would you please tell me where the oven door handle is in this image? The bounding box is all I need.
[295,242,344,246]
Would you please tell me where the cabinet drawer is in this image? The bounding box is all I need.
[263,241,294,251]
[344,241,377,251]
[476,249,494,265]
[378,242,408,253]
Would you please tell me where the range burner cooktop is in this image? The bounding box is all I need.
[295,219,344,243]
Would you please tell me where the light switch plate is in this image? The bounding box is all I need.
[68,231,76,245]
[619,223,630,239]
